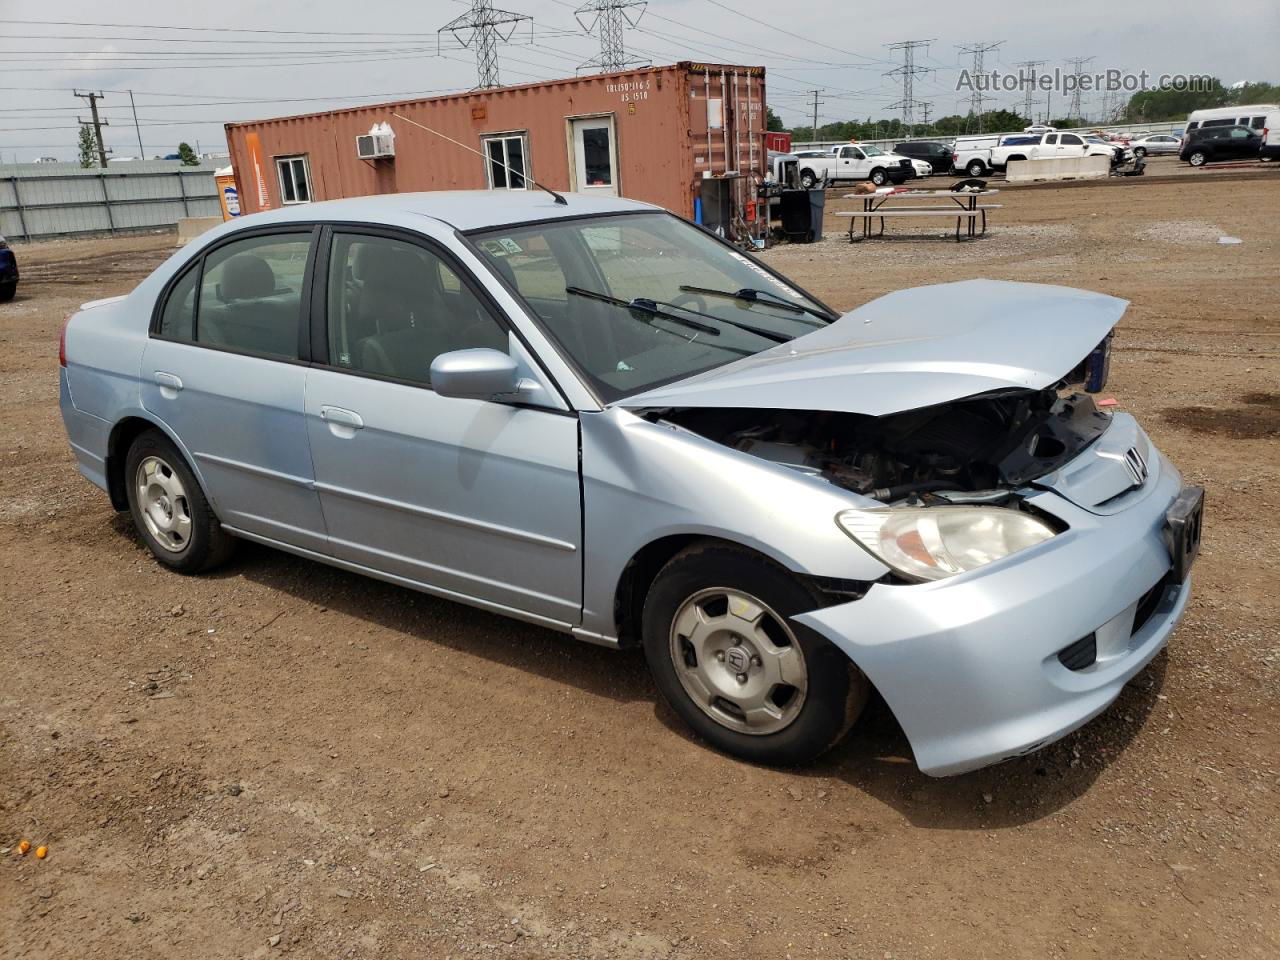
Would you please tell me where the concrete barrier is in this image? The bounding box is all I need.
[176,216,223,244]
[1005,155,1110,182]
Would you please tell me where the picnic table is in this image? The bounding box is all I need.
[835,188,1001,242]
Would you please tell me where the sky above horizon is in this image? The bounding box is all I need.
[2,0,1276,162]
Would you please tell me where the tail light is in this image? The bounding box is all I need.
[59,313,73,367]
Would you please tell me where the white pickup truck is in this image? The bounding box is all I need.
[954,132,1118,177]
[796,144,916,188]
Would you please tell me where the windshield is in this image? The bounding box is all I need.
[861,145,886,157]
[469,212,832,401]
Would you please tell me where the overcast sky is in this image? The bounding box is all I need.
[2,0,1276,161]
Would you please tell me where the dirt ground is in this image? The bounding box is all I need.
[2,172,1278,960]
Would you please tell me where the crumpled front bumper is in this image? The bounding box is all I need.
[794,445,1191,777]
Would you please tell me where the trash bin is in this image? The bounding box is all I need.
[779,188,825,243]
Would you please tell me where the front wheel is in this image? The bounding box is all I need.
[965,159,986,177]
[799,169,818,189]
[1188,151,1208,167]
[642,543,867,765]
[0,282,15,303]
[868,168,888,186]
[124,429,235,573]
[1133,146,1147,158]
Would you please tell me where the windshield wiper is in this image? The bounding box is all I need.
[566,287,792,346]
[678,284,837,323]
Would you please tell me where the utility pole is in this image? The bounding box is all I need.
[574,0,647,73]
[956,41,1003,132]
[128,89,145,160]
[438,0,532,89]
[1064,56,1094,123]
[1012,59,1045,125]
[884,39,933,132]
[809,89,824,138]
[74,90,108,168]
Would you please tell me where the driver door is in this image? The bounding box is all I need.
[303,227,583,625]
[841,146,869,179]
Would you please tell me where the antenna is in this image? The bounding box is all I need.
[390,113,567,205]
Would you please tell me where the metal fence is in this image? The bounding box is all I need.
[792,120,1185,154]
[0,160,221,242]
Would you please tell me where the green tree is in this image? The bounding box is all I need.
[77,125,97,168]
[1121,78,1227,122]
[765,107,784,132]
[176,142,200,166]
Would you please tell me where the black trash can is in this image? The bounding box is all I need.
[779,188,825,243]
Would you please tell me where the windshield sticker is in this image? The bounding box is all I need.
[480,238,523,257]
[725,251,799,295]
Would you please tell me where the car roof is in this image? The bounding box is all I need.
[232,190,656,232]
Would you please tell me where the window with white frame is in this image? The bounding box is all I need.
[275,155,312,204]
[482,134,528,190]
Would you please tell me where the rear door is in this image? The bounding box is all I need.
[141,226,329,552]
[303,226,583,625]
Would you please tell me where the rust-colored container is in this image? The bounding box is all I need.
[224,62,767,238]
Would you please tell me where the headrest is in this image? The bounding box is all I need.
[357,246,429,291]
[220,254,275,300]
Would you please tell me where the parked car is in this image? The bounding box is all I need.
[1185,104,1279,160]
[1128,134,1182,157]
[1180,125,1264,166]
[0,235,18,302]
[58,191,1203,777]
[893,140,954,174]
[798,144,914,187]
[955,132,1117,176]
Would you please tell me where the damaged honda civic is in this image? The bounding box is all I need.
[58,191,1203,776]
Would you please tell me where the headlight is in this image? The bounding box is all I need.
[836,506,1056,582]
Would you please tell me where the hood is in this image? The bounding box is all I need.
[618,279,1127,417]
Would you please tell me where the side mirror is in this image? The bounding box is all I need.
[430,348,520,400]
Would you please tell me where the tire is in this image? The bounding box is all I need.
[965,159,986,177]
[1133,146,1147,158]
[869,167,888,186]
[799,169,818,189]
[0,282,15,303]
[1188,151,1208,167]
[642,542,868,766]
[124,429,235,573]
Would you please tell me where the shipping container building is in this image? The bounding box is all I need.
[224,62,768,240]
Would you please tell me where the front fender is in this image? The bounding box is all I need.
[578,408,889,639]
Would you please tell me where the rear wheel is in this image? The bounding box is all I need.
[965,159,986,177]
[1133,146,1147,158]
[124,429,235,573]
[799,168,818,189]
[0,282,15,303]
[1188,150,1208,167]
[642,543,867,765]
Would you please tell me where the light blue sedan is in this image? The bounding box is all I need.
[58,191,1202,776]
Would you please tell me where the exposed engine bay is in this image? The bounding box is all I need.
[643,386,1112,503]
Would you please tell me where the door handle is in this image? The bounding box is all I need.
[320,405,364,437]
[153,371,183,397]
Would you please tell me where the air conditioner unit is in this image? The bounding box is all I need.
[356,122,395,160]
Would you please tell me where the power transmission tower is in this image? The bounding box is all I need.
[574,0,647,73]
[74,90,109,168]
[956,41,1003,132]
[438,0,532,89]
[919,101,933,131]
[884,39,933,133]
[1012,59,1045,124]
[1064,56,1094,122]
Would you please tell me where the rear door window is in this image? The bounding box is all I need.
[197,233,311,359]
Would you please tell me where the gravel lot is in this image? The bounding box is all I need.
[2,172,1277,960]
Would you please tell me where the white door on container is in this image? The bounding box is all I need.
[570,117,618,196]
